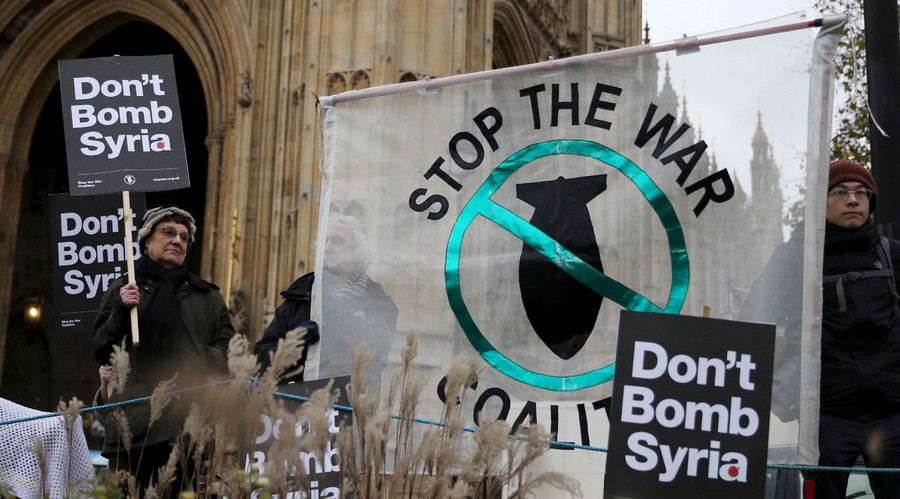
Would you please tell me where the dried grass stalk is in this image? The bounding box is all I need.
[148,374,177,428]
[110,408,133,455]
[109,340,130,397]
[24,436,48,499]
[153,437,180,497]
[84,331,583,499]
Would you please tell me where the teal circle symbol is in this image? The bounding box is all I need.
[445,139,689,391]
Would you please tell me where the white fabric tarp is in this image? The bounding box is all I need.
[310,12,843,477]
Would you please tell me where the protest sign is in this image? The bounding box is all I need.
[313,14,840,479]
[49,193,145,334]
[246,376,352,498]
[603,311,774,498]
[58,55,190,195]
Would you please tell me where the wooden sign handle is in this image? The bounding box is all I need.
[122,191,140,346]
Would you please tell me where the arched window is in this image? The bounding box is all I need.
[327,72,347,95]
[350,70,370,90]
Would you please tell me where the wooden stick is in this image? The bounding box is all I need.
[122,190,140,345]
[225,209,238,308]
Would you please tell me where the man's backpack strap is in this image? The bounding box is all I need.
[876,235,899,308]
[822,236,898,313]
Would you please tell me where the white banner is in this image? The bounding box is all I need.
[313,13,843,482]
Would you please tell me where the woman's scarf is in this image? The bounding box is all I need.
[135,256,188,382]
[333,270,369,302]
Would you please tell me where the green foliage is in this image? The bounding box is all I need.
[233,469,273,498]
[83,470,125,499]
[815,0,900,167]
[816,0,870,165]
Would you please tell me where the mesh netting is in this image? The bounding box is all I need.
[0,398,95,498]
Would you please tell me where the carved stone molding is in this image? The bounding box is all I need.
[326,72,346,95]
[13,159,28,179]
[237,69,252,108]
[325,69,372,95]
[292,82,305,106]
[399,70,436,83]
[349,70,370,90]
[493,0,579,67]
[0,1,52,59]
[205,125,224,148]
[522,0,578,58]
[227,287,247,335]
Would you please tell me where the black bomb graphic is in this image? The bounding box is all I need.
[445,139,689,391]
[517,174,607,359]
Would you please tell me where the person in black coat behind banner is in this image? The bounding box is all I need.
[253,272,319,383]
[254,213,397,383]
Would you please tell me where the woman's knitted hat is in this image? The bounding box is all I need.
[137,206,197,249]
[829,159,877,213]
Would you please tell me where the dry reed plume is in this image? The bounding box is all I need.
[23,436,47,498]
[46,329,583,498]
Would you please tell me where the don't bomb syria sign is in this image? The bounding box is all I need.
[59,55,190,195]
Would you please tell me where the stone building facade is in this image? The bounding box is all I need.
[0,0,643,409]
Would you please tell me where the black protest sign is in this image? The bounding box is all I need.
[246,376,352,498]
[58,55,190,195]
[49,193,145,334]
[604,311,775,499]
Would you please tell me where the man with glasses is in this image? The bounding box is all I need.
[813,159,900,498]
[742,160,900,498]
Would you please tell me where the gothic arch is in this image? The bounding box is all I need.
[327,72,347,95]
[349,70,371,90]
[492,0,555,69]
[0,0,251,386]
[0,1,249,163]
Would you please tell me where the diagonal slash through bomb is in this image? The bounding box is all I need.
[516,174,607,359]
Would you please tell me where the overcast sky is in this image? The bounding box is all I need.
[642,1,840,216]
[643,1,821,44]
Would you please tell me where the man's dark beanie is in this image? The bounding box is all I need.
[829,159,877,213]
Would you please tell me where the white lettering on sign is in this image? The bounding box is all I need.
[71,102,172,128]
[79,130,172,159]
[61,212,120,237]
[56,208,141,300]
[632,341,756,390]
[247,408,343,498]
[63,267,124,299]
[625,431,748,483]
[68,73,176,161]
[620,386,758,436]
[73,74,166,100]
[618,336,765,485]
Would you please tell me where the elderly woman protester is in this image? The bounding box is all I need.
[89,206,235,496]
